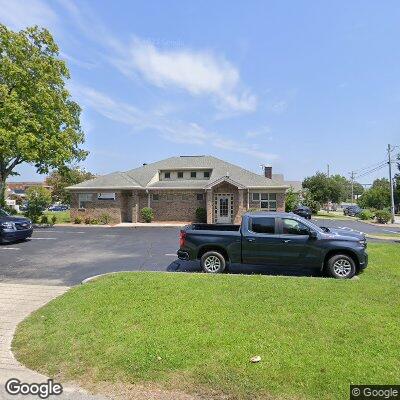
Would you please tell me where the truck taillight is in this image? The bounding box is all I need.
[179,231,186,247]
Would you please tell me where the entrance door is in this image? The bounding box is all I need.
[216,194,232,223]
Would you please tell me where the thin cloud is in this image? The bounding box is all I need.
[0,0,58,31]
[115,37,257,113]
[71,84,275,160]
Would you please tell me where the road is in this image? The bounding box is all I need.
[0,219,397,286]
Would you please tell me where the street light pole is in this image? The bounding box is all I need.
[387,144,396,224]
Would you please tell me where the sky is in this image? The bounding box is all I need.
[1,0,399,185]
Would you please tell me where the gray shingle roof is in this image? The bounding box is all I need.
[68,156,288,190]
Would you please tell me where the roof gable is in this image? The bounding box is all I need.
[68,155,288,190]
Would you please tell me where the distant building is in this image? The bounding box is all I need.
[6,181,51,199]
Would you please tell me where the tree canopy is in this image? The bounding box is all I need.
[46,167,95,204]
[0,24,87,205]
[357,178,391,210]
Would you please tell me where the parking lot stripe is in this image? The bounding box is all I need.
[0,248,20,250]
[30,237,57,240]
[165,253,177,256]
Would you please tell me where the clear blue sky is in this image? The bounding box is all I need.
[1,0,399,184]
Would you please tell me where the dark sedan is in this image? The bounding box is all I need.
[292,205,312,220]
[0,209,33,244]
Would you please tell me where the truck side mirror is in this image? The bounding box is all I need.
[309,230,317,239]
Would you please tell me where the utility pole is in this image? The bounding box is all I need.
[350,171,355,204]
[327,164,330,178]
[387,144,395,224]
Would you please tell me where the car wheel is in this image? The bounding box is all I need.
[326,254,356,279]
[201,251,226,273]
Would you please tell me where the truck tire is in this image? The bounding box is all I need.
[201,251,226,273]
[326,254,356,279]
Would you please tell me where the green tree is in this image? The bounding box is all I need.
[46,167,95,204]
[357,178,391,210]
[0,24,87,206]
[330,174,364,200]
[285,188,299,212]
[25,186,52,222]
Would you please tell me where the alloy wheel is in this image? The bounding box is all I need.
[204,255,221,272]
[333,258,352,277]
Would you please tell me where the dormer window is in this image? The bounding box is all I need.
[190,171,197,178]
[177,171,183,178]
[164,172,171,179]
[204,171,210,178]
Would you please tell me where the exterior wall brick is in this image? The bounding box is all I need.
[70,187,287,224]
[70,191,122,224]
[138,190,206,222]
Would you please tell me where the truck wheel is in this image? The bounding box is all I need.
[201,251,226,273]
[326,254,356,279]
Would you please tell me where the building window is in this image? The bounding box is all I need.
[152,194,160,201]
[251,193,278,211]
[78,193,93,209]
[97,193,115,200]
[204,171,210,178]
[164,172,171,179]
[197,193,204,201]
[177,171,183,178]
[190,171,197,178]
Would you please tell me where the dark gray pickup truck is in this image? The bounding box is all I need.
[177,212,368,279]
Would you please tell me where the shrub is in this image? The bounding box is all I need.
[375,210,391,224]
[303,199,320,214]
[141,207,153,223]
[358,209,374,220]
[25,186,52,222]
[99,213,111,225]
[90,219,99,225]
[74,216,82,224]
[40,215,48,224]
[51,215,57,225]
[195,207,207,223]
[84,217,91,225]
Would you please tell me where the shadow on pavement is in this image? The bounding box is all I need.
[167,259,324,278]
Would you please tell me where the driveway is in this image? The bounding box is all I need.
[0,227,181,286]
[312,218,400,236]
[0,220,397,286]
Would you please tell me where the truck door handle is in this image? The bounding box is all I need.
[283,239,291,243]
[246,238,255,242]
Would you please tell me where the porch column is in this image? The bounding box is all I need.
[132,190,139,222]
[206,189,213,223]
[235,189,246,224]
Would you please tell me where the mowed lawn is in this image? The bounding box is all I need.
[13,243,400,400]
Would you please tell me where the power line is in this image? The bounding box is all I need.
[355,162,387,179]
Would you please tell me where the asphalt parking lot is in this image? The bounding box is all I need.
[0,219,398,286]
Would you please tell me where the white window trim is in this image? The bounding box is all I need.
[251,192,277,211]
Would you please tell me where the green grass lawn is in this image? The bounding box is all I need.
[13,243,400,400]
[314,211,352,220]
[43,210,71,223]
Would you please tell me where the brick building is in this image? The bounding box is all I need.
[67,156,290,224]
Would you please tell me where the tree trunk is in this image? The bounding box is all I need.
[0,175,6,207]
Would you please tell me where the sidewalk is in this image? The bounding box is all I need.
[0,283,108,399]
